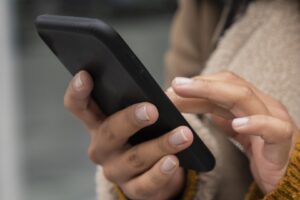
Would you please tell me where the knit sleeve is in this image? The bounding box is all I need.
[97,113,252,200]
[114,170,199,200]
[245,137,300,200]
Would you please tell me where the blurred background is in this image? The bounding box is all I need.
[1,0,177,200]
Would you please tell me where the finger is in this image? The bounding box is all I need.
[198,71,247,83]
[199,71,279,107]
[211,115,236,136]
[199,72,292,121]
[172,77,269,117]
[103,126,193,183]
[64,71,105,129]
[232,115,293,165]
[166,88,234,119]
[232,115,293,143]
[88,102,159,164]
[122,155,181,200]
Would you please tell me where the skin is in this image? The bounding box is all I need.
[64,71,299,199]
[64,71,192,200]
[168,71,299,194]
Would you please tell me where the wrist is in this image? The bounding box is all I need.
[246,136,300,199]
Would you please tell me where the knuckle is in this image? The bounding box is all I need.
[103,166,116,182]
[229,86,254,112]
[278,101,288,112]
[100,120,118,142]
[258,115,269,125]
[87,146,99,164]
[132,183,151,199]
[87,145,104,164]
[126,146,146,169]
[198,78,210,87]
[123,183,143,199]
[197,79,213,98]
[223,71,238,80]
[240,86,254,99]
[63,94,72,110]
[272,98,286,110]
[149,172,164,185]
[157,136,171,154]
[257,116,270,135]
[283,122,293,139]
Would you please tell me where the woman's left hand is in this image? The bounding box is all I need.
[167,71,299,194]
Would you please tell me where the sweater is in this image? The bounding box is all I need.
[96,0,300,199]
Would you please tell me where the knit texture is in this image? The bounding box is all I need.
[96,0,300,199]
[184,137,300,200]
[114,137,300,200]
[114,170,200,200]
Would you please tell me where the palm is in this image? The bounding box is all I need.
[214,117,289,193]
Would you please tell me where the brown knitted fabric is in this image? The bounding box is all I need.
[115,186,128,200]
[114,170,200,200]
[182,138,300,200]
[115,137,300,200]
[96,0,300,199]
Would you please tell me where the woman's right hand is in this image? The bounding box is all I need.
[167,72,298,194]
[64,71,194,200]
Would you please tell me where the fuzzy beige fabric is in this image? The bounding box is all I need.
[96,0,300,199]
[165,0,222,85]
[96,166,118,200]
[204,0,300,127]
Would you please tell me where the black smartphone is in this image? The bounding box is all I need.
[35,14,215,172]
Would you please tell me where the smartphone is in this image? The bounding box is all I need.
[35,14,215,172]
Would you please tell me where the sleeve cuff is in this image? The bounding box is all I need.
[245,136,300,200]
[180,170,200,200]
[114,186,128,200]
[114,170,200,200]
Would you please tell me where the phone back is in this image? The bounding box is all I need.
[35,15,215,172]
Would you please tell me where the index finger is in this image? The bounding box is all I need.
[172,77,269,117]
[198,72,293,121]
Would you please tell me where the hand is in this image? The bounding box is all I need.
[167,71,299,194]
[64,71,194,200]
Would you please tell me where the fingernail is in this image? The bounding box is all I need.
[161,157,177,173]
[174,77,194,86]
[169,128,189,146]
[74,73,84,91]
[135,105,150,121]
[232,117,249,128]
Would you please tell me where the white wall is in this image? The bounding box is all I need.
[0,0,23,199]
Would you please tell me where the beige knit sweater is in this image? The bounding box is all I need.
[96,0,300,199]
